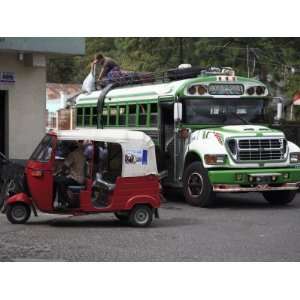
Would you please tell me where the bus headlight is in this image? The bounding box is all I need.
[246,87,255,95]
[204,154,227,165]
[290,152,300,163]
[256,86,265,95]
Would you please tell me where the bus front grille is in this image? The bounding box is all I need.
[227,138,287,162]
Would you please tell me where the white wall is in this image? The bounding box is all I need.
[0,53,46,160]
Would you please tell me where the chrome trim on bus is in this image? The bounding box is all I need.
[213,182,300,192]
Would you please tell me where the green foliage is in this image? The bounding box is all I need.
[47,37,300,100]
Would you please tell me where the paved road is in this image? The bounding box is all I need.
[0,192,300,261]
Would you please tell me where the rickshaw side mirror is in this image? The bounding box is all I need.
[174,102,182,122]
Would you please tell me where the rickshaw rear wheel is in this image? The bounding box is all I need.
[129,205,153,227]
[114,212,130,222]
[6,203,31,224]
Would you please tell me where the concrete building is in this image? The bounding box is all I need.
[0,37,85,160]
[46,83,81,130]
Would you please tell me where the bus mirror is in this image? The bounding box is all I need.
[273,97,283,122]
[174,103,182,122]
[276,102,283,121]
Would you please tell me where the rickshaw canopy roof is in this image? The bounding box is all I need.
[54,129,158,177]
[56,129,152,145]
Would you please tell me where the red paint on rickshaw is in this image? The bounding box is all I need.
[4,130,160,227]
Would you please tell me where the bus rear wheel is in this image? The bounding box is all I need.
[262,190,297,205]
[183,161,215,207]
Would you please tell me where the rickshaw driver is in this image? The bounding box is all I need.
[54,141,86,208]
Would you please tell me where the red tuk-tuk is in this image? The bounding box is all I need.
[2,129,160,227]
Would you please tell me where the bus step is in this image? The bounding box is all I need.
[159,170,168,180]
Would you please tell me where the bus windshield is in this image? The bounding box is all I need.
[182,98,270,125]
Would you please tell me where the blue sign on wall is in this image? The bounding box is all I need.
[0,72,16,84]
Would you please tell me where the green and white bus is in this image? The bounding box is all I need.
[76,67,300,207]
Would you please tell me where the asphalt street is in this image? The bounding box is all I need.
[0,192,300,261]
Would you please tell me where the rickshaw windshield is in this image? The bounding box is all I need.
[30,135,54,162]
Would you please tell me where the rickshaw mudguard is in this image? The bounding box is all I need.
[124,195,160,210]
[6,193,32,206]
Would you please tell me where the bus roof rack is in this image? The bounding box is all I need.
[95,66,234,90]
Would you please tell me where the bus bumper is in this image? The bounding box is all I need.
[208,167,300,193]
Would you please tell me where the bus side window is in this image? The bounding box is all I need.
[102,107,108,126]
[119,106,126,126]
[77,107,83,127]
[84,107,92,127]
[92,107,98,127]
[139,104,147,127]
[128,104,136,127]
[150,103,158,127]
[109,106,117,126]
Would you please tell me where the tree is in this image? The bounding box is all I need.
[47,37,300,100]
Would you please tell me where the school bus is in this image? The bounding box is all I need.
[75,67,300,207]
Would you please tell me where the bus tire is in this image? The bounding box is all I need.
[6,203,31,224]
[262,190,297,205]
[183,161,215,207]
[129,205,153,227]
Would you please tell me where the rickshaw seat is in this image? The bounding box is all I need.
[67,161,90,194]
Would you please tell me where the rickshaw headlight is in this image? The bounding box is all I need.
[290,152,300,163]
[204,154,227,165]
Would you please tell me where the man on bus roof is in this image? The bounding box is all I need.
[91,53,121,81]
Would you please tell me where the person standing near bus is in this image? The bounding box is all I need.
[91,53,121,81]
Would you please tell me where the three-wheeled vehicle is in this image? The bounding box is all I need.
[2,129,160,227]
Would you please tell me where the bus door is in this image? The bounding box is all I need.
[159,100,175,178]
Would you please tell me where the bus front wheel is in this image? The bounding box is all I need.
[183,161,215,207]
[262,190,297,205]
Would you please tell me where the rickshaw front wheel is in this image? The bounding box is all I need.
[129,205,153,227]
[6,203,31,224]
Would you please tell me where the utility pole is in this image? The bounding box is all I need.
[179,37,183,64]
[246,45,250,78]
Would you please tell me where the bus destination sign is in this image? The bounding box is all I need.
[208,84,244,95]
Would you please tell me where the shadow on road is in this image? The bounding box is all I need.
[25,216,202,229]
[164,191,298,210]
[26,218,130,228]
[24,212,202,229]
[213,196,294,210]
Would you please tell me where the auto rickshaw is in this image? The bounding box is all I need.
[2,129,160,227]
